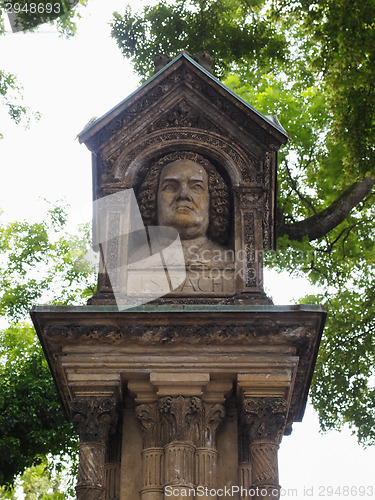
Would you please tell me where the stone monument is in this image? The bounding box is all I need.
[31,53,326,500]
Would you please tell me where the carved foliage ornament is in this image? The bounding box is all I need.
[158,395,202,442]
[71,396,118,444]
[136,403,159,448]
[136,396,225,448]
[241,397,287,443]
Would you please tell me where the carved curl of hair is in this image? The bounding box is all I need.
[137,152,230,245]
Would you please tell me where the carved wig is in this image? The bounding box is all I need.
[137,152,230,245]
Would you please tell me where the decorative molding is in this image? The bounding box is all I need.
[44,323,295,342]
[109,130,251,184]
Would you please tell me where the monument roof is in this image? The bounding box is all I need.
[78,52,288,150]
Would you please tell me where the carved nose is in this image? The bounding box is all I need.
[177,184,191,200]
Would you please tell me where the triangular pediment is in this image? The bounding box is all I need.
[78,53,287,155]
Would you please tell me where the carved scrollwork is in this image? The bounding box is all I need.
[136,403,160,448]
[244,212,257,288]
[71,396,118,444]
[201,403,226,448]
[241,397,287,443]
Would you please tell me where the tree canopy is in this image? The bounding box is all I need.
[0,204,95,491]
[110,0,375,444]
[0,0,87,138]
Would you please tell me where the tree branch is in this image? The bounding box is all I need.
[278,176,375,241]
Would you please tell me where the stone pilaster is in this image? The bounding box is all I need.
[241,397,287,500]
[130,375,230,500]
[159,395,202,496]
[105,430,122,500]
[195,402,225,499]
[71,396,118,500]
[136,403,164,500]
[238,425,252,500]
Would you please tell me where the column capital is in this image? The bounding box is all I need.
[158,395,203,443]
[136,403,160,447]
[71,395,118,444]
[241,397,287,444]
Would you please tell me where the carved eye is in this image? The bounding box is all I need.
[162,182,178,192]
[191,183,204,192]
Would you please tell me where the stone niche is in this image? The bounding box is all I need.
[78,52,288,305]
[32,53,326,500]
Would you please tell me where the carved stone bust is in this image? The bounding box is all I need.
[137,152,233,271]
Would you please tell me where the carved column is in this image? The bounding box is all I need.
[71,396,118,500]
[159,395,201,498]
[195,403,225,499]
[131,375,229,500]
[136,403,164,500]
[241,397,287,500]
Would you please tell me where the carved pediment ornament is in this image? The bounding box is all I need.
[70,396,118,444]
[150,99,222,134]
[85,65,280,154]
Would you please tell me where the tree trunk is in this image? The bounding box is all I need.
[278,176,375,241]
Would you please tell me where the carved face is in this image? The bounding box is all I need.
[157,160,210,240]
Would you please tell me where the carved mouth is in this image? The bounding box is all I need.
[175,205,194,213]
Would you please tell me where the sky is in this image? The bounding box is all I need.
[1,1,375,498]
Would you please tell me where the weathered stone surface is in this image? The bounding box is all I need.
[77,53,288,304]
[70,396,118,500]
[31,304,325,435]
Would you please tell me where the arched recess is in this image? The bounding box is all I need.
[109,129,257,190]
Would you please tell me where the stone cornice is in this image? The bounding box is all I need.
[31,305,325,436]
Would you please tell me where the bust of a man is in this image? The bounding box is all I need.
[137,152,232,269]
